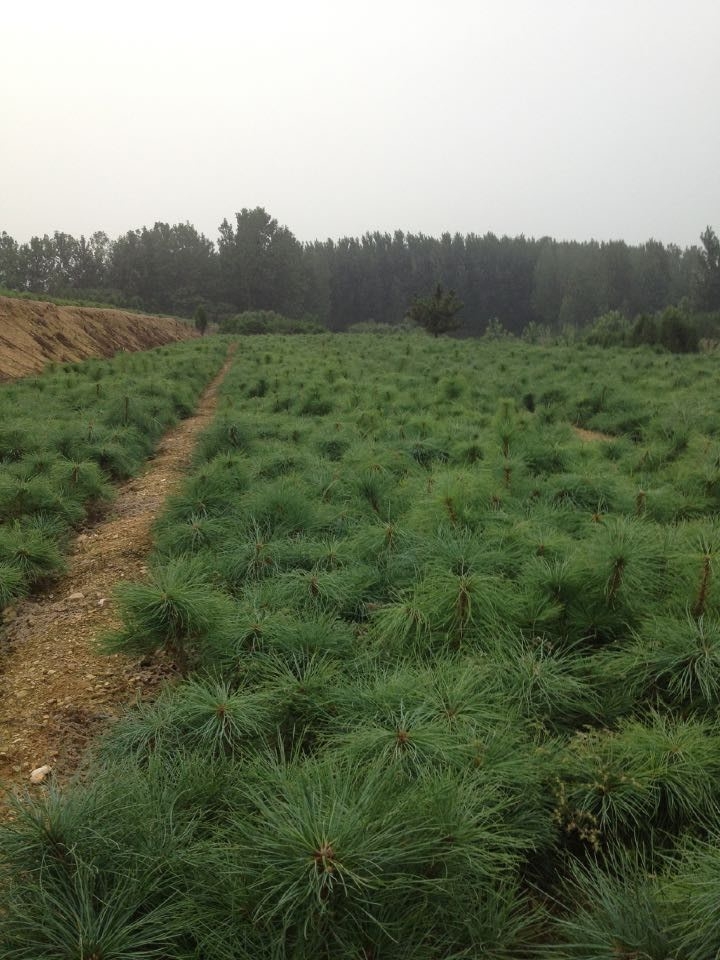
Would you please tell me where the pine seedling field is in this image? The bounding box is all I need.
[0,340,228,612]
[3,332,720,958]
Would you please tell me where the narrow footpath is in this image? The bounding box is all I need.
[0,346,235,805]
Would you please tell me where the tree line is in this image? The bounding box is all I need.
[1,209,719,335]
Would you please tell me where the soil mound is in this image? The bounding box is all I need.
[0,295,197,380]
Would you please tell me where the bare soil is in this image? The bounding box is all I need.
[0,295,197,380]
[572,425,615,443]
[0,347,235,812]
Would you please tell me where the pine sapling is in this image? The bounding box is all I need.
[692,552,712,619]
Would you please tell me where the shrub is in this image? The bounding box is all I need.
[557,714,720,846]
[657,306,699,353]
[103,678,273,761]
[219,310,326,334]
[616,613,720,711]
[0,561,25,606]
[668,837,720,959]
[209,754,524,956]
[585,310,630,347]
[630,311,660,346]
[106,558,235,673]
[0,523,66,582]
[550,853,676,959]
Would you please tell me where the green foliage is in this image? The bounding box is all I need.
[0,283,167,315]
[692,224,720,311]
[208,754,529,956]
[219,309,325,334]
[657,305,699,352]
[193,303,208,335]
[4,217,717,334]
[668,837,720,959]
[585,310,630,347]
[0,339,227,612]
[590,305,701,352]
[193,416,255,461]
[483,316,512,340]
[345,319,416,334]
[0,523,66,581]
[107,558,235,673]
[629,311,659,346]
[0,757,230,958]
[613,613,720,711]
[406,283,464,337]
[101,677,273,761]
[8,334,720,955]
[0,560,26,606]
[557,713,720,846]
[0,856,182,960]
[550,853,677,959]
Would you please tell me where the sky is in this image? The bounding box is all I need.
[2,0,719,248]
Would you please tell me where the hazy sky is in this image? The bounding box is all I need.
[3,0,719,247]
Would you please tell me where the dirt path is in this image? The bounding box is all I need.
[0,346,235,807]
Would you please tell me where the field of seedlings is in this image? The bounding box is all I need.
[3,333,720,958]
[0,339,228,613]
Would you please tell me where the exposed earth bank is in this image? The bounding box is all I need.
[0,295,197,379]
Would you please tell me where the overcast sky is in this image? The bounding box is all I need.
[3,0,719,248]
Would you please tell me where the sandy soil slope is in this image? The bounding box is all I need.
[0,295,197,379]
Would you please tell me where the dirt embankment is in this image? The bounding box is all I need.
[0,295,197,380]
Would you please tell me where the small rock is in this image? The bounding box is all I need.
[30,765,52,784]
[68,592,84,601]
[98,598,109,607]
